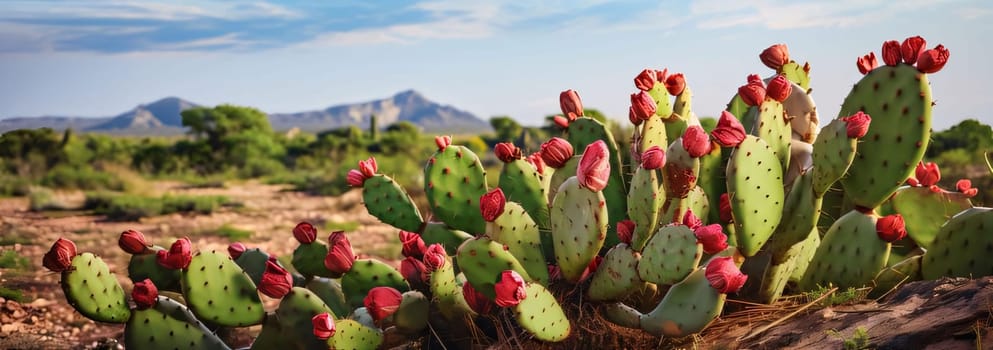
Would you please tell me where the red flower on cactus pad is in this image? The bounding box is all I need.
[901,36,926,65]
[694,224,728,254]
[956,179,978,198]
[364,287,403,322]
[916,44,949,74]
[132,278,158,310]
[495,143,521,163]
[876,214,907,242]
[617,219,635,245]
[312,312,336,340]
[399,230,427,258]
[156,237,192,270]
[423,243,447,271]
[346,169,365,187]
[400,257,429,289]
[857,52,878,75]
[915,162,941,187]
[540,137,573,168]
[634,68,657,91]
[228,242,247,259]
[711,111,747,147]
[347,157,378,187]
[719,193,733,224]
[293,222,317,244]
[640,146,665,170]
[462,281,494,314]
[480,188,506,222]
[682,209,703,229]
[560,89,584,117]
[655,68,668,83]
[578,140,611,192]
[526,152,545,175]
[760,44,790,70]
[841,111,871,138]
[682,125,712,158]
[435,135,452,151]
[553,115,570,129]
[706,256,747,294]
[766,75,792,102]
[628,107,642,126]
[118,229,150,255]
[494,270,527,307]
[630,91,657,121]
[881,40,902,66]
[259,257,293,298]
[665,73,686,96]
[324,231,355,274]
[737,79,766,107]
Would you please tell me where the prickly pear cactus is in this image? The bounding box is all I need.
[125,296,230,350]
[514,283,571,342]
[424,144,489,234]
[550,177,608,283]
[487,201,549,284]
[456,236,530,299]
[726,136,785,257]
[181,250,265,327]
[329,319,383,350]
[640,267,726,337]
[276,287,334,350]
[362,174,424,232]
[922,207,993,279]
[128,248,181,292]
[341,259,409,309]
[890,186,972,249]
[61,253,131,323]
[588,243,643,301]
[800,210,890,291]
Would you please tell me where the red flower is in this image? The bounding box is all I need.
[705,256,747,294]
[435,135,452,151]
[760,44,790,70]
[711,110,747,147]
[462,281,493,314]
[480,188,507,222]
[324,231,355,274]
[616,219,635,245]
[400,257,429,289]
[881,40,902,66]
[694,224,728,254]
[358,157,377,178]
[956,179,978,198]
[118,229,149,255]
[553,115,570,129]
[560,90,584,117]
[578,140,611,192]
[765,75,792,102]
[901,36,926,65]
[841,111,871,139]
[495,143,522,163]
[293,222,317,244]
[259,257,293,299]
[228,242,247,259]
[681,125,712,158]
[526,152,545,175]
[719,193,733,224]
[399,230,427,259]
[682,209,703,229]
[494,270,527,307]
[312,312,336,340]
[346,169,365,187]
[737,80,766,107]
[131,278,158,310]
[876,214,907,243]
[915,162,941,187]
[634,68,657,91]
[665,73,686,96]
[156,237,192,270]
[655,68,668,83]
[540,137,574,169]
[857,52,878,75]
[630,91,657,121]
[916,44,949,74]
[364,287,403,322]
[640,146,665,170]
[628,107,642,126]
[422,243,448,272]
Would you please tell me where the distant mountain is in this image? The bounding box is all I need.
[0,91,490,135]
[268,90,491,133]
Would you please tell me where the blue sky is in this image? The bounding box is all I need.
[0,0,990,130]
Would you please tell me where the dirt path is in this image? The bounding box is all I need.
[0,181,398,349]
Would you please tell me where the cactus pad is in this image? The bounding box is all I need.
[61,252,130,323]
[638,225,702,285]
[329,319,383,350]
[128,249,181,292]
[181,250,265,327]
[627,166,663,251]
[125,296,229,350]
[513,282,571,342]
[293,240,339,279]
[589,243,643,301]
[499,158,551,230]
[486,201,549,284]
[456,236,530,299]
[727,135,785,257]
[363,174,424,232]
[424,144,488,234]
[800,210,890,291]
[891,186,972,249]
[922,207,993,279]
[341,259,409,310]
[550,177,608,283]
[276,287,333,350]
[640,267,726,337]
[811,119,858,196]
[420,222,472,256]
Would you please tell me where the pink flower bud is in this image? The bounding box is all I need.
[760,44,790,70]
[681,125,712,158]
[495,143,521,163]
[156,237,192,270]
[560,90,584,117]
[435,135,452,151]
[553,115,570,129]
[358,157,377,178]
[640,146,665,170]
[906,177,920,187]
[228,242,247,259]
[364,287,403,322]
[737,80,766,107]
[747,74,763,85]
[578,140,611,192]
[312,312,336,340]
[765,75,792,102]
[628,107,642,126]
[901,36,926,65]
[956,179,978,198]
[915,162,941,187]
[399,230,427,259]
[118,229,149,255]
[462,281,493,314]
[876,214,907,243]
[400,256,429,289]
[540,137,573,169]
[578,256,603,283]
[719,193,733,224]
[711,111,747,147]
[664,73,686,96]
[493,270,527,307]
[132,278,158,310]
[293,222,317,244]
[706,257,747,294]
[841,111,871,138]
[630,91,657,121]
[422,243,448,272]
[347,169,366,187]
[617,219,635,245]
[480,188,506,222]
[857,52,878,75]
[916,44,949,74]
[655,68,668,83]
[881,40,902,66]
[259,258,293,298]
[634,68,657,91]
[324,231,355,274]
[682,209,703,230]
[526,151,545,175]
[694,224,728,254]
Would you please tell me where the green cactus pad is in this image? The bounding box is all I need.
[648,81,674,118]
[640,267,726,337]
[499,158,551,230]
[891,186,972,249]
[363,174,424,232]
[662,138,701,199]
[550,177,608,283]
[341,259,409,310]
[128,248,181,293]
[839,64,932,209]
[394,291,430,334]
[638,225,702,285]
[486,202,549,285]
[233,247,271,286]
[61,253,130,323]
[547,155,579,203]
[456,236,530,299]
[513,282,571,342]
[699,146,727,225]
[627,166,663,251]
[766,171,822,255]
[306,277,349,318]
[788,228,821,284]
[429,256,474,319]
[753,98,791,173]
[276,287,333,350]
[639,114,668,154]
[589,243,643,301]
[424,144,489,234]
[725,95,752,131]
[292,239,339,279]
[249,313,291,350]
[873,253,922,298]
[328,319,383,350]
[779,61,811,92]
[811,119,858,196]
[565,117,628,249]
[800,210,890,291]
[181,250,264,327]
[665,88,694,144]
[601,303,642,329]
[922,207,993,279]
[420,222,472,256]
[727,135,785,257]
[125,296,229,350]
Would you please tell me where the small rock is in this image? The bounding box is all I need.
[820,307,836,319]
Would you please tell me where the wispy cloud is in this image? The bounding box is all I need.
[688,0,959,30]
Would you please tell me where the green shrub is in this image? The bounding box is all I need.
[0,250,29,270]
[0,174,31,197]
[84,192,232,221]
[40,165,124,191]
[212,224,252,240]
